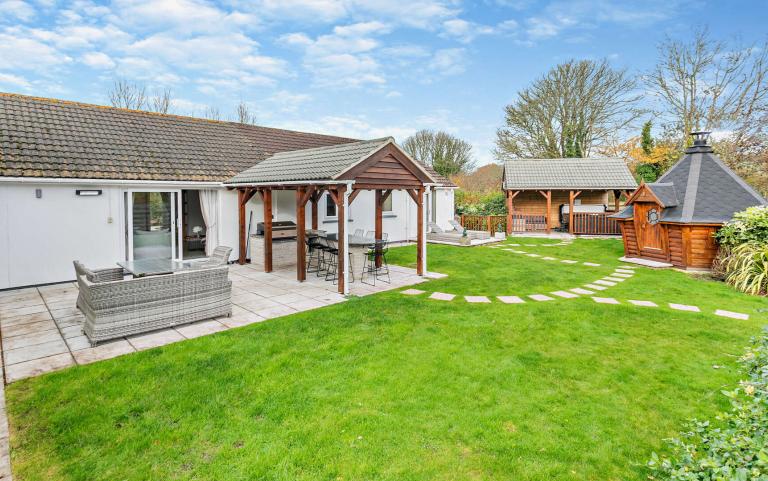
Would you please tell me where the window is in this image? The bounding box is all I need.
[325,193,336,217]
[382,192,393,212]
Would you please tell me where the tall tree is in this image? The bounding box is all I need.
[641,120,654,155]
[402,129,476,178]
[494,59,642,160]
[235,101,256,124]
[647,28,768,146]
[203,106,222,121]
[108,80,173,114]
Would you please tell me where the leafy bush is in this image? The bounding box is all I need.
[720,243,768,295]
[648,329,768,480]
[715,206,768,248]
[636,163,660,182]
[455,191,507,215]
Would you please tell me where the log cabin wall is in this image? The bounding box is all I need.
[667,225,684,267]
[685,225,720,268]
[618,220,639,256]
[510,190,609,229]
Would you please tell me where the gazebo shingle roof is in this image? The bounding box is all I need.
[502,158,637,191]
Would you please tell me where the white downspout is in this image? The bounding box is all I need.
[423,186,430,276]
[343,182,352,295]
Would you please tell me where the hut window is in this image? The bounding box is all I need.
[647,208,660,225]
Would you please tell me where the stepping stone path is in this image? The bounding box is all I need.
[497,296,524,304]
[594,280,617,287]
[430,292,455,301]
[542,257,557,261]
[612,273,633,278]
[585,284,608,291]
[527,253,541,258]
[629,300,657,307]
[561,260,578,264]
[401,289,425,295]
[465,296,491,303]
[552,290,579,299]
[669,303,700,312]
[570,288,594,295]
[593,297,620,305]
[583,262,601,267]
[529,294,554,302]
[715,309,750,320]
[604,277,625,282]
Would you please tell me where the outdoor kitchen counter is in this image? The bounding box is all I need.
[249,235,297,269]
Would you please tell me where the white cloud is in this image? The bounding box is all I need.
[428,48,466,76]
[0,0,35,21]
[442,18,518,43]
[385,90,402,98]
[81,51,115,69]
[268,90,312,112]
[109,0,258,34]
[0,31,72,72]
[0,72,32,89]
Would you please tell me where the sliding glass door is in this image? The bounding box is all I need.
[126,191,181,261]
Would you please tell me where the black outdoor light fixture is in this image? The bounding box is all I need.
[690,131,711,146]
[76,189,102,196]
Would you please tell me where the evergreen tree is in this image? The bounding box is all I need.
[641,120,654,155]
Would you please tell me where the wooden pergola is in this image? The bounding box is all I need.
[226,139,436,295]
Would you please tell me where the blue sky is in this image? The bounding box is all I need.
[1,0,766,165]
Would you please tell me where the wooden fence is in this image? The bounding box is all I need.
[508,213,547,233]
[571,212,621,235]
[460,215,507,235]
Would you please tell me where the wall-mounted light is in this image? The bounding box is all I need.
[76,189,102,196]
[35,188,42,199]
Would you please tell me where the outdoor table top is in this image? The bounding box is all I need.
[320,233,385,247]
[117,258,202,277]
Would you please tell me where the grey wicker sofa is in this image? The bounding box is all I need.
[73,260,126,312]
[78,266,232,345]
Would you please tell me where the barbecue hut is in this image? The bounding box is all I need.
[613,132,767,269]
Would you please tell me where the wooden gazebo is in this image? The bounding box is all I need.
[224,138,437,294]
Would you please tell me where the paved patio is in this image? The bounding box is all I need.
[0,263,440,384]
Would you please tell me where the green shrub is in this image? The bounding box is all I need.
[715,206,768,248]
[636,163,660,182]
[721,243,768,295]
[648,329,768,480]
[455,190,507,215]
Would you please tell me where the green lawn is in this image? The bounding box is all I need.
[7,238,767,481]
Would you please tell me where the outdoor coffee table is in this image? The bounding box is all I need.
[117,258,201,277]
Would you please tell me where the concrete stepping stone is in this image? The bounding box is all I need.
[592,297,620,305]
[465,295,491,303]
[669,303,700,312]
[560,260,578,264]
[401,289,425,296]
[593,280,617,287]
[529,294,554,302]
[526,253,541,258]
[497,296,524,304]
[615,269,635,274]
[508,243,521,246]
[512,250,527,254]
[604,277,626,282]
[585,284,608,291]
[570,288,594,295]
[629,300,658,307]
[583,262,601,267]
[611,273,633,278]
[551,290,579,298]
[429,292,455,301]
[715,309,749,320]
[619,265,638,269]
[542,257,557,261]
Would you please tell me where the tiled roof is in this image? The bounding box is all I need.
[0,93,355,182]
[502,158,637,191]
[226,138,439,185]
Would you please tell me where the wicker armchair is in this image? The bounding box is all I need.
[79,266,232,344]
[73,261,126,312]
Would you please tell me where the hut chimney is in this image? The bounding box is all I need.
[686,131,714,153]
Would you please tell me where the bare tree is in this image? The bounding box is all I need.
[203,106,222,121]
[108,79,147,110]
[494,59,643,159]
[235,100,256,124]
[647,28,768,147]
[403,129,475,178]
[149,88,172,114]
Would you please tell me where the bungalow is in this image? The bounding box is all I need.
[501,158,637,234]
[0,93,456,290]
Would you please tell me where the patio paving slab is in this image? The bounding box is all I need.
[5,352,75,383]
[65,335,92,351]
[73,340,136,365]
[629,300,658,307]
[2,319,58,338]
[570,288,595,295]
[669,303,700,312]
[4,339,69,365]
[175,320,228,339]
[127,329,186,351]
[429,292,455,301]
[252,305,299,320]
[401,289,425,295]
[715,309,749,320]
[592,297,620,305]
[465,296,491,303]
[2,329,64,351]
[0,311,52,328]
[0,304,48,318]
[529,294,554,301]
[497,296,524,304]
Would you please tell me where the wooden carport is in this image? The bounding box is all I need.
[225,138,437,295]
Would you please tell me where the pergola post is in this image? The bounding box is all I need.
[336,186,346,294]
[417,186,425,275]
[613,189,622,212]
[568,190,581,234]
[539,190,552,233]
[238,187,256,265]
[260,189,273,272]
[505,190,519,235]
[296,187,306,282]
[310,191,319,230]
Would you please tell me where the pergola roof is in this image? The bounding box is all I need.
[225,137,438,185]
[502,158,637,191]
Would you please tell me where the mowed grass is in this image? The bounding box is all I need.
[7,238,768,481]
